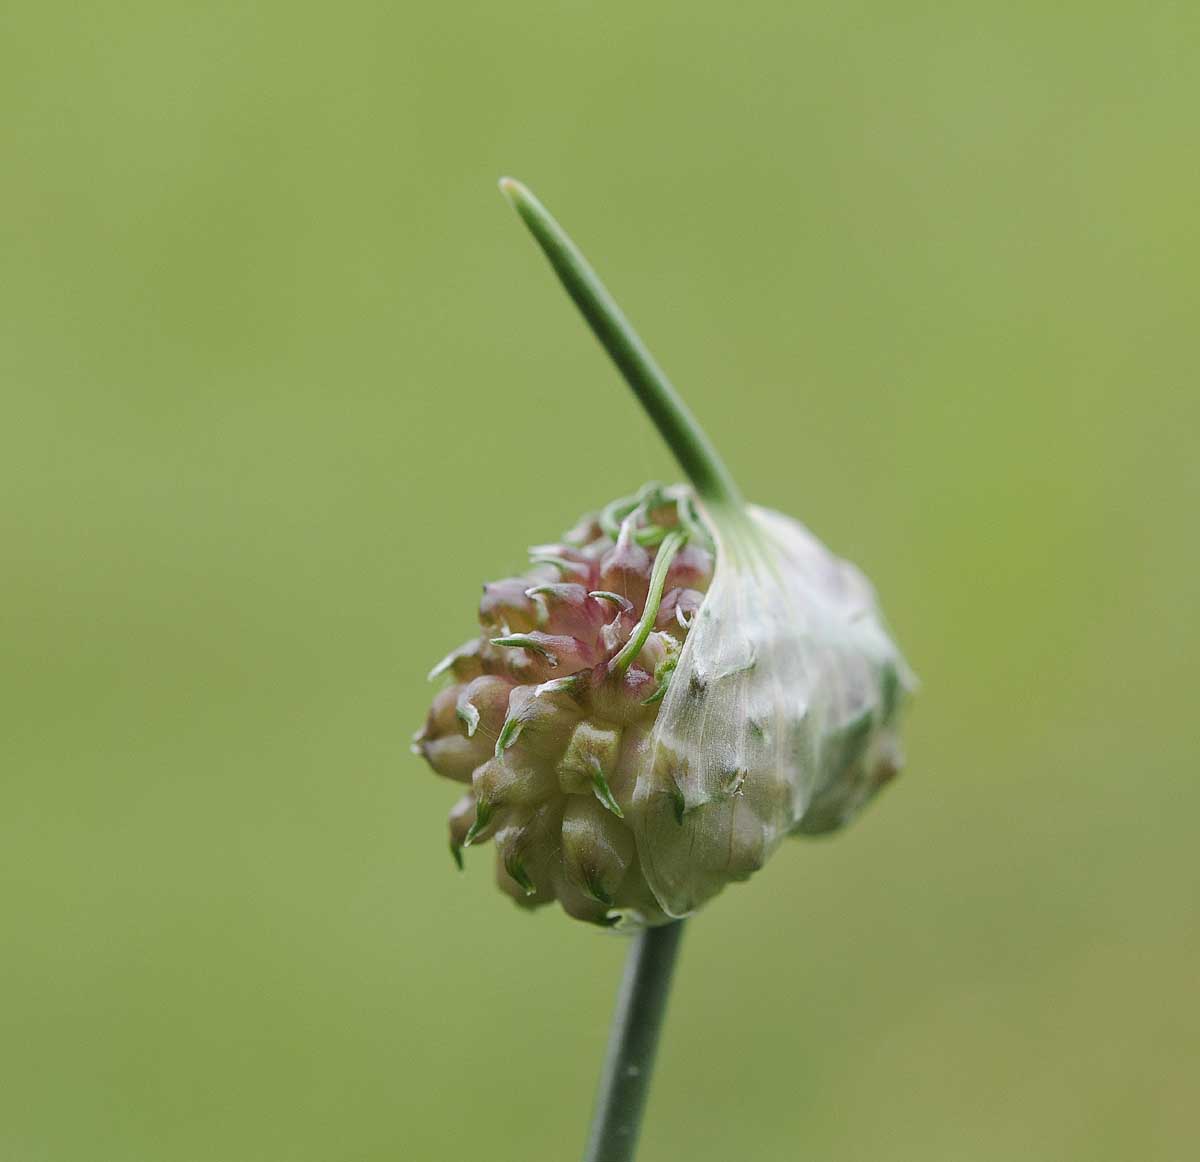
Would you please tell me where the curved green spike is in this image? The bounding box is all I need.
[494,712,523,757]
[610,529,688,675]
[600,493,641,540]
[456,701,480,738]
[641,660,677,706]
[463,799,492,847]
[530,555,583,575]
[491,634,558,666]
[506,857,537,897]
[590,590,634,612]
[589,761,625,819]
[677,493,715,549]
[525,583,576,600]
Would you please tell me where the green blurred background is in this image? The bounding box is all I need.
[3,4,1197,1159]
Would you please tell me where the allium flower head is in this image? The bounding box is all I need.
[415,485,912,926]
[413,179,914,928]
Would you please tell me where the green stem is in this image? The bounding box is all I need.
[499,178,744,511]
[583,921,685,1162]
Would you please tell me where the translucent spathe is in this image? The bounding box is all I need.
[628,501,914,919]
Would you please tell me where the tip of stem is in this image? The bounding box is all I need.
[496,176,745,511]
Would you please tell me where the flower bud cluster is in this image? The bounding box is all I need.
[415,486,712,926]
[415,485,913,927]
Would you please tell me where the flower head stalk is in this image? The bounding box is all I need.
[413,178,916,1162]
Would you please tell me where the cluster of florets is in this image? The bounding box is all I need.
[414,487,712,926]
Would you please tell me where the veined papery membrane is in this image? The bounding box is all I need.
[629,502,915,920]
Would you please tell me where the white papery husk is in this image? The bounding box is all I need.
[627,503,915,920]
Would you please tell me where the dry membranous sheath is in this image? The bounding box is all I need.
[412,178,914,1159]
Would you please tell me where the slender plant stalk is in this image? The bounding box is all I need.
[499,178,744,513]
[582,921,685,1162]
[500,178,739,1162]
